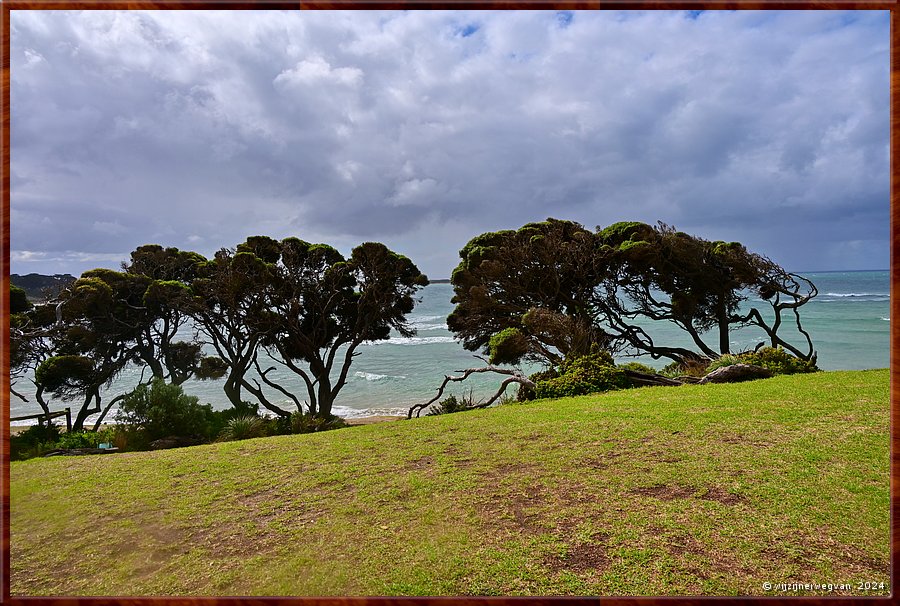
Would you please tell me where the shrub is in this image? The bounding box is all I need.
[517,368,560,401]
[618,361,658,374]
[487,327,529,365]
[205,401,261,440]
[660,358,710,378]
[534,353,632,399]
[741,346,817,375]
[426,391,481,416]
[115,379,214,444]
[218,415,269,442]
[55,427,117,450]
[10,424,61,461]
[289,411,348,433]
[705,354,742,373]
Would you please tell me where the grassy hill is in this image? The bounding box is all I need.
[10,369,890,596]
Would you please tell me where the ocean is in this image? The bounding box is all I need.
[9,270,890,424]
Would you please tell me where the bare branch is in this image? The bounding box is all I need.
[407,360,535,419]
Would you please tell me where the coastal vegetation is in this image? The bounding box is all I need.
[10,236,427,432]
[12,218,823,443]
[410,218,818,415]
[448,219,816,368]
[10,370,889,596]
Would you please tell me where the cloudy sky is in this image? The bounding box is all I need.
[10,10,889,279]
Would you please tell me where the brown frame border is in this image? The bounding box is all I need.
[1,2,895,604]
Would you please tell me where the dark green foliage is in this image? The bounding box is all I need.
[517,368,561,401]
[534,353,631,399]
[740,347,818,375]
[487,328,529,365]
[195,356,229,380]
[701,348,817,377]
[217,415,269,442]
[618,361,658,374]
[289,411,348,433]
[704,354,743,373]
[115,379,214,442]
[54,427,117,450]
[10,424,62,460]
[34,356,95,397]
[204,401,262,440]
[11,285,31,313]
[426,391,480,415]
[448,218,611,368]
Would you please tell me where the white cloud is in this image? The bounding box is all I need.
[10,10,889,277]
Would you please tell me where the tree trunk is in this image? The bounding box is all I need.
[92,393,127,432]
[621,370,683,387]
[717,301,730,355]
[72,389,101,432]
[223,374,243,408]
[317,377,334,418]
[34,384,51,418]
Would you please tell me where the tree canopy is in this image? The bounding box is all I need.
[19,235,426,426]
[448,218,817,369]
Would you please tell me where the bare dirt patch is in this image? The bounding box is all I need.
[719,433,773,448]
[473,465,549,535]
[650,452,682,463]
[484,485,547,534]
[631,484,697,500]
[545,533,611,574]
[630,484,747,505]
[700,486,748,505]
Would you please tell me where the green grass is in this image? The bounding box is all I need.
[10,369,890,596]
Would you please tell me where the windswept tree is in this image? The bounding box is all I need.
[183,243,283,415]
[597,222,817,364]
[447,218,613,368]
[26,256,227,431]
[33,270,150,431]
[435,218,817,410]
[10,287,59,410]
[123,245,227,385]
[244,236,429,418]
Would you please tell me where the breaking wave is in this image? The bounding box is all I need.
[353,371,407,382]
[360,336,457,346]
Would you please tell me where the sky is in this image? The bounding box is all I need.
[10,10,890,279]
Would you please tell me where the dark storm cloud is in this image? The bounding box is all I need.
[10,10,889,277]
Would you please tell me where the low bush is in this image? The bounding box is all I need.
[55,427,117,450]
[705,354,742,374]
[660,358,711,378]
[741,346,817,375]
[517,368,560,401]
[115,379,215,445]
[426,391,481,416]
[10,424,61,461]
[289,411,348,433]
[618,361,658,374]
[218,415,269,442]
[205,401,261,440]
[534,352,632,399]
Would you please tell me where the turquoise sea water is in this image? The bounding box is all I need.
[9,270,890,423]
